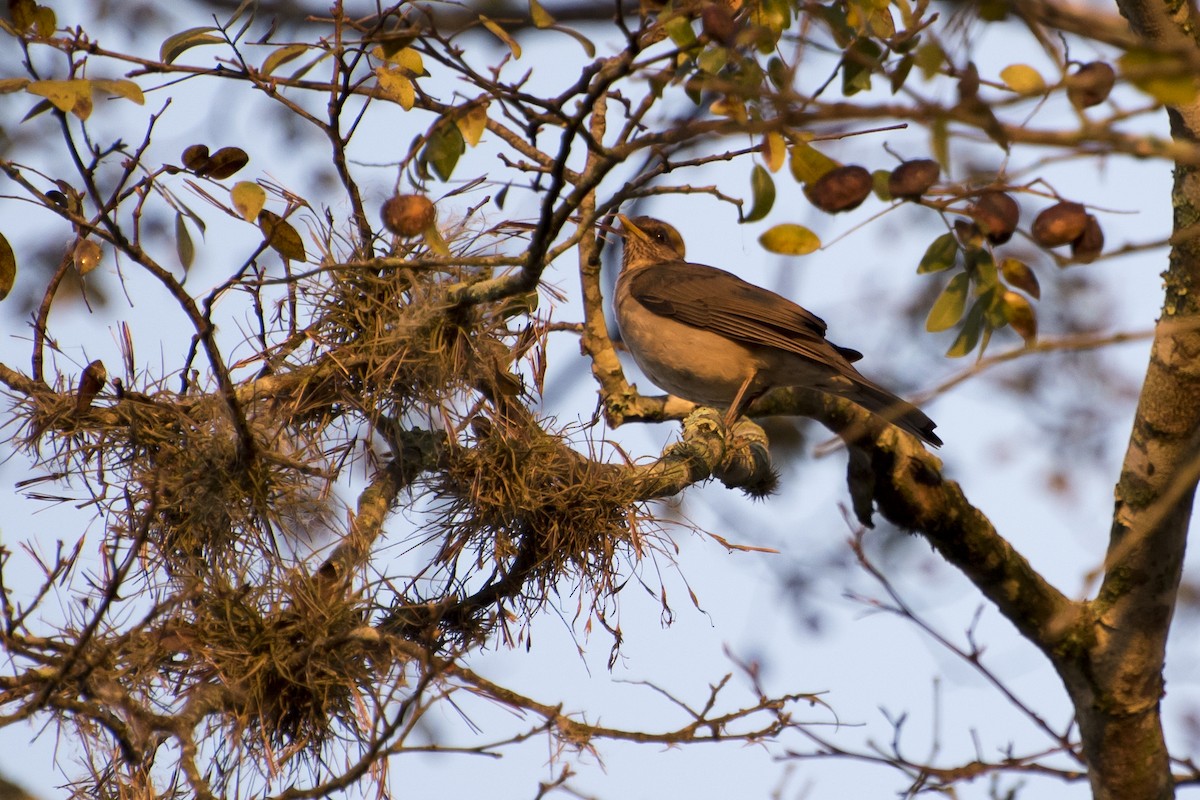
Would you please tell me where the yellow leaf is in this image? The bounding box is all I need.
[261,43,309,76]
[160,26,224,64]
[0,77,30,93]
[456,102,489,147]
[92,78,144,104]
[761,131,786,172]
[1120,50,1200,106]
[26,79,92,117]
[375,67,415,110]
[480,15,521,59]
[999,64,1046,94]
[231,181,266,221]
[788,141,839,184]
[759,223,820,255]
[530,0,555,27]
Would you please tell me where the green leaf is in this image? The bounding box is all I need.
[742,165,775,223]
[945,299,986,357]
[160,27,224,64]
[759,223,820,255]
[455,102,489,147]
[999,63,1046,94]
[664,15,698,50]
[174,212,195,271]
[1120,49,1200,106]
[967,248,998,289]
[917,232,958,273]
[257,210,306,261]
[697,45,728,74]
[423,122,465,182]
[841,38,882,96]
[0,232,15,301]
[926,271,969,332]
[231,180,266,221]
[529,0,555,28]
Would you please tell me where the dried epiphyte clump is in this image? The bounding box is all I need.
[174,573,384,760]
[427,416,654,618]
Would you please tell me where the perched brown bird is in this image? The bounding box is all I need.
[615,215,941,446]
[75,359,106,413]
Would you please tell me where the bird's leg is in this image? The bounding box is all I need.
[723,373,758,428]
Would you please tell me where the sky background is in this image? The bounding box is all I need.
[0,2,1194,798]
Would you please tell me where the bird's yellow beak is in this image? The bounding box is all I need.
[616,213,649,243]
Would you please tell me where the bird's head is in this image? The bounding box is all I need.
[617,215,686,269]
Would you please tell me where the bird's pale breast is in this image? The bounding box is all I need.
[616,277,763,406]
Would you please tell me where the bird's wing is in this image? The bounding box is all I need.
[626,261,863,363]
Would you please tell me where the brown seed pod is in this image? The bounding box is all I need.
[968,190,1019,244]
[701,3,737,45]
[888,159,940,200]
[1067,62,1116,109]
[805,165,873,213]
[382,194,436,237]
[1071,215,1104,262]
[1032,201,1089,247]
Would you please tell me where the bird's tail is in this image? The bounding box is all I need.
[835,377,942,447]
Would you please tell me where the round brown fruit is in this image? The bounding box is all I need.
[1071,215,1104,262]
[968,190,1019,244]
[701,4,737,45]
[1032,201,1089,248]
[1067,62,1116,109]
[382,194,436,237]
[888,159,940,200]
[805,165,873,213]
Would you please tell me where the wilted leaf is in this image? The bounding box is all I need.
[926,271,969,332]
[456,102,489,147]
[72,238,102,275]
[257,210,306,261]
[160,27,224,64]
[0,77,30,93]
[376,67,415,110]
[918,232,959,273]
[743,165,775,223]
[946,300,986,357]
[759,223,820,255]
[530,0,555,27]
[1000,257,1040,298]
[890,53,914,93]
[174,212,195,271]
[480,15,521,59]
[0,232,15,300]
[92,78,144,104]
[423,122,465,182]
[788,141,839,184]
[8,0,36,31]
[261,43,309,76]
[204,147,249,179]
[231,181,266,221]
[181,144,211,171]
[999,63,1046,94]
[1002,290,1037,342]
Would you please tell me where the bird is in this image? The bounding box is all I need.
[614,215,942,447]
